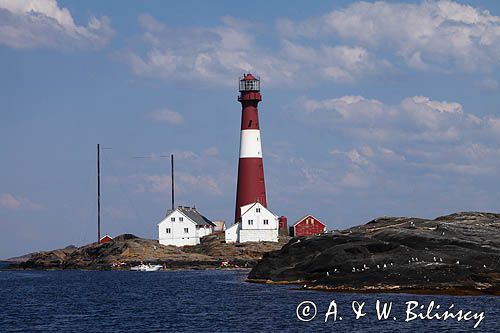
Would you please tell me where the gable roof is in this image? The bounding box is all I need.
[160,206,215,227]
[99,234,113,241]
[240,202,259,216]
[178,207,215,226]
[293,214,326,227]
[240,201,277,218]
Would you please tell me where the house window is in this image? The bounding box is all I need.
[166,228,171,234]
[256,208,261,213]
[248,220,253,225]
[179,217,184,222]
[171,217,175,222]
[264,219,269,225]
[184,228,189,233]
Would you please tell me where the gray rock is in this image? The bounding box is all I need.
[248,212,500,295]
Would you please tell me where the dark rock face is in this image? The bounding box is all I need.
[7,233,287,270]
[248,212,500,295]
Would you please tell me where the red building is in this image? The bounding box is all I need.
[99,234,113,244]
[278,216,288,236]
[290,215,326,237]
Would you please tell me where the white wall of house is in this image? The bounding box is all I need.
[225,223,240,243]
[225,202,278,243]
[158,210,213,246]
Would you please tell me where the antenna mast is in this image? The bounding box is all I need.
[171,154,175,211]
[97,143,101,243]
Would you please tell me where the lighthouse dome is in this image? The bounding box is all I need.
[239,73,260,92]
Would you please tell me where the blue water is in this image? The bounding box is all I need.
[0,269,498,332]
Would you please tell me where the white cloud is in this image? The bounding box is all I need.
[297,94,479,142]
[127,14,388,86]
[0,0,114,49]
[293,94,500,178]
[0,193,42,210]
[150,108,184,125]
[278,0,500,72]
[476,78,499,92]
[107,148,232,198]
[340,171,369,188]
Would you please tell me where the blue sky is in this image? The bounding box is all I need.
[1,0,500,258]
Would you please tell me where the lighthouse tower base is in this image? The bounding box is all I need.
[225,202,278,243]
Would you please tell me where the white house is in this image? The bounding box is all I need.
[225,202,279,243]
[158,206,215,246]
[213,220,226,232]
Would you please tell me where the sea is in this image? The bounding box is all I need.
[0,263,498,332]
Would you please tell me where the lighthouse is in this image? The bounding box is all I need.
[225,74,278,243]
[234,73,267,222]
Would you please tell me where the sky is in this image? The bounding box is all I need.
[1,0,500,258]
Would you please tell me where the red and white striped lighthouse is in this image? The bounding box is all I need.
[234,73,267,222]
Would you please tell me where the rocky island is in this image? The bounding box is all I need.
[248,212,500,296]
[5,233,286,270]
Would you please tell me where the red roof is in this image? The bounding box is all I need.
[99,234,113,244]
[242,73,258,81]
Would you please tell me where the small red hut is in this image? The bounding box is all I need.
[278,216,288,236]
[290,215,326,237]
[99,234,113,244]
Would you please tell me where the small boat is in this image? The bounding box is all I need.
[130,263,163,272]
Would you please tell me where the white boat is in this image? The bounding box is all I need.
[130,263,163,272]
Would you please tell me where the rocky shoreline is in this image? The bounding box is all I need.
[248,212,500,296]
[4,233,287,271]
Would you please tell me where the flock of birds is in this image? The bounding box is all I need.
[323,257,489,277]
[292,219,493,279]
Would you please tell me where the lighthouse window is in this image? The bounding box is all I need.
[248,220,253,225]
[179,217,184,222]
[184,228,189,233]
[166,228,171,234]
[256,208,260,213]
[248,120,252,127]
[171,217,175,222]
[264,219,269,225]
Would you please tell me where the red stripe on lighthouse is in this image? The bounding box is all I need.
[234,74,267,222]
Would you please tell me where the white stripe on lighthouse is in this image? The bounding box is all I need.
[239,129,262,158]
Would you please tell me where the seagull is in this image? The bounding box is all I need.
[390,263,393,266]
[334,268,338,273]
[441,231,445,236]
[303,284,307,288]
[456,260,460,265]
[439,258,443,262]
[326,271,330,277]
[363,264,368,269]
[433,257,437,262]
[483,265,487,269]
[415,258,419,262]
[352,267,356,273]
[383,264,387,269]
[408,260,411,264]
[377,264,380,269]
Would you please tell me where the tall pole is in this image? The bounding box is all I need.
[171,154,174,211]
[97,144,101,243]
